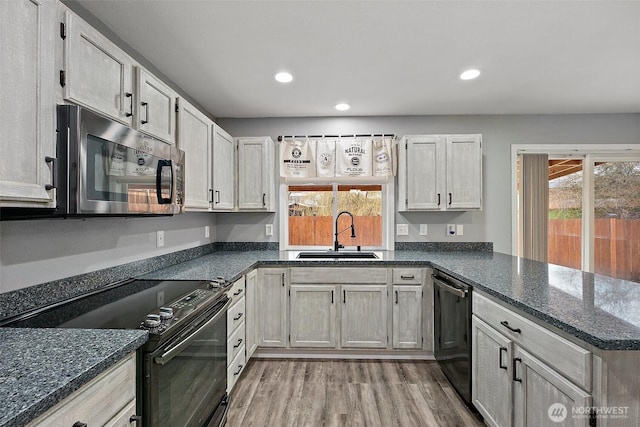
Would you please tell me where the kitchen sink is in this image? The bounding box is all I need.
[296,251,379,259]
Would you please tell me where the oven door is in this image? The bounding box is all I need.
[143,298,230,427]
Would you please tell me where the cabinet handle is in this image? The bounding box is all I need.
[45,156,56,191]
[234,338,243,348]
[262,193,266,206]
[437,193,441,207]
[141,101,149,124]
[129,415,142,426]
[125,92,133,117]
[395,291,399,304]
[72,422,87,427]
[215,190,220,204]
[500,321,522,334]
[234,364,244,376]
[331,290,334,304]
[233,312,243,321]
[448,192,452,206]
[343,290,346,303]
[400,275,415,280]
[209,189,214,203]
[512,357,522,382]
[233,288,243,296]
[499,347,507,370]
[281,272,285,286]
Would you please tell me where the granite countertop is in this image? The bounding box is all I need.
[141,250,640,350]
[0,328,147,427]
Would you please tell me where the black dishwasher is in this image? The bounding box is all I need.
[433,270,472,405]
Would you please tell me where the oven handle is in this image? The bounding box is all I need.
[433,276,468,298]
[154,298,231,366]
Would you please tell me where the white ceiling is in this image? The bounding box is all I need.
[74,0,640,118]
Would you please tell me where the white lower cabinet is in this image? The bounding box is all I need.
[245,269,258,359]
[27,352,137,426]
[289,285,337,348]
[472,292,593,427]
[226,277,246,392]
[392,285,422,349]
[341,285,388,348]
[257,268,287,347]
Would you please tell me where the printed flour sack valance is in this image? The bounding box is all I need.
[372,137,396,177]
[280,139,316,178]
[316,139,336,177]
[336,138,373,177]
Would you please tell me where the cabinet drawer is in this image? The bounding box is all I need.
[228,276,246,303]
[473,292,591,391]
[227,295,245,335]
[227,320,246,363]
[392,268,422,284]
[103,399,137,427]
[290,267,388,284]
[28,352,136,426]
[227,345,246,392]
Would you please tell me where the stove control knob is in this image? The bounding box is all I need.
[159,307,174,321]
[143,314,161,329]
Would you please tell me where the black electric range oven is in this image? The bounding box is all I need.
[2,279,231,427]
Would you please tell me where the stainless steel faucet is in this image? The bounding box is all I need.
[334,211,356,251]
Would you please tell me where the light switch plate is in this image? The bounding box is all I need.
[419,224,428,235]
[446,224,456,237]
[456,224,464,236]
[205,226,210,238]
[265,224,273,236]
[156,230,165,247]
[397,224,409,236]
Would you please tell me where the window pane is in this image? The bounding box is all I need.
[548,160,583,270]
[593,161,640,282]
[288,186,334,246]
[336,185,382,247]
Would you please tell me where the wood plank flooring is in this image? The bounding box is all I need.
[227,359,485,427]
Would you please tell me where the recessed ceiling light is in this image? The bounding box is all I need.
[275,72,293,83]
[460,69,481,80]
[335,103,350,111]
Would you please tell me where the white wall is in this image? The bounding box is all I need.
[218,113,640,254]
[0,213,216,293]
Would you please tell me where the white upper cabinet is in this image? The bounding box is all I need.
[211,124,235,211]
[236,137,275,211]
[399,134,482,211]
[0,0,57,208]
[136,67,177,144]
[177,98,212,210]
[62,9,134,126]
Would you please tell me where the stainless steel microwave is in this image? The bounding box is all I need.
[53,105,185,216]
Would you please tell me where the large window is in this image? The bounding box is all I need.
[285,184,385,249]
[514,146,640,282]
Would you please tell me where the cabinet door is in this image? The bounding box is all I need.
[63,10,134,125]
[211,124,235,210]
[513,347,592,427]
[0,0,56,208]
[136,67,177,144]
[257,268,287,347]
[392,285,422,349]
[445,135,482,209]
[237,137,273,210]
[245,270,258,359]
[290,285,337,348]
[341,285,388,348]
[403,136,444,210]
[472,316,513,427]
[177,98,211,210]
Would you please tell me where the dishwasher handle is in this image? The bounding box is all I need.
[433,276,468,298]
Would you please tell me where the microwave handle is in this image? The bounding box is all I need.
[156,159,173,204]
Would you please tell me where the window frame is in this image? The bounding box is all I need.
[279,181,394,251]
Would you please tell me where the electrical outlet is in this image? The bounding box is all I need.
[419,224,428,236]
[397,224,409,236]
[457,224,464,236]
[447,224,456,237]
[205,226,210,238]
[265,224,273,236]
[156,230,165,247]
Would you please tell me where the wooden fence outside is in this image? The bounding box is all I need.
[289,216,382,247]
[548,218,640,282]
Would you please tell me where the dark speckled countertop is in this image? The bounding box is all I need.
[0,328,147,427]
[141,250,640,350]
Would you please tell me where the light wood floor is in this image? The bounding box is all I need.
[227,359,485,427]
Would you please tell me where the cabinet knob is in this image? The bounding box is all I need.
[129,415,142,425]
